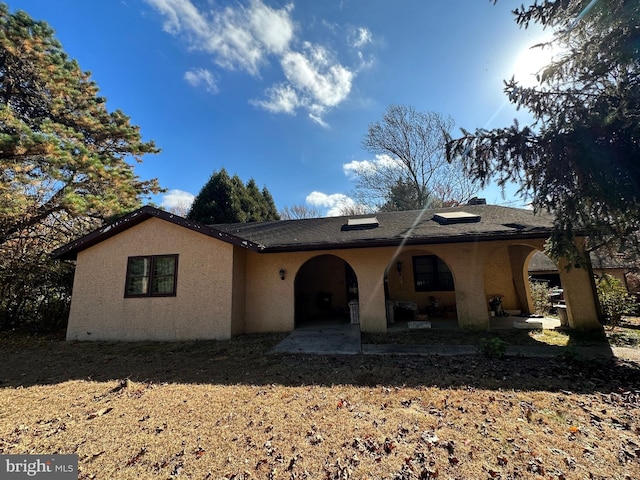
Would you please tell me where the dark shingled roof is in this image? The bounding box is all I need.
[53,204,555,260]
[212,204,554,252]
[51,206,261,260]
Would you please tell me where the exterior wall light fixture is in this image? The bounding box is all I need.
[279,268,286,280]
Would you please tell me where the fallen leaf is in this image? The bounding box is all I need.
[87,407,112,419]
[126,447,146,466]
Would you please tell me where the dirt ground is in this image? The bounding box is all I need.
[1,331,639,479]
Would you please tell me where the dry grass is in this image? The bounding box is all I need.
[365,316,640,350]
[606,317,640,348]
[1,331,640,479]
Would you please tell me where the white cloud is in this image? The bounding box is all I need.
[184,68,218,92]
[256,42,353,125]
[145,0,294,75]
[305,191,362,216]
[347,26,374,71]
[162,189,195,214]
[308,111,329,128]
[146,0,210,37]
[144,0,363,125]
[252,83,301,114]
[248,0,294,54]
[281,43,353,108]
[350,27,372,48]
[343,154,402,177]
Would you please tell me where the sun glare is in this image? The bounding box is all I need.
[510,37,561,87]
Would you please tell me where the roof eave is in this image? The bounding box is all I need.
[51,206,262,260]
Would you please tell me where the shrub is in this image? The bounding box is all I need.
[596,274,636,328]
[480,337,508,359]
[529,280,552,316]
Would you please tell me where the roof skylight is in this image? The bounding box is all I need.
[433,211,481,225]
[342,217,379,231]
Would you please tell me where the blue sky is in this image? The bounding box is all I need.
[8,0,553,215]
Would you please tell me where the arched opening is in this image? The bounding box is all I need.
[483,244,566,329]
[526,250,567,326]
[384,250,457,328]
[294,255,359,328]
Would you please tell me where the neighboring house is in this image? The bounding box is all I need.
[52,204,602,341]
[529,251,631,289]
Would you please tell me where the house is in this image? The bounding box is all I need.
[529,250,631,290]
[52,204,602,342]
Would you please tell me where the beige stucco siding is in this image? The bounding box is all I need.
[67,217,234,341]
[242,242,504,333]
[242,237,600,334]
[66,217,601,340]
[386,248,455,310]
[557,256,602,329]
[482,242,545,315]
[231,247,247,336]
[243,250,296,332]
[243,248,391,333]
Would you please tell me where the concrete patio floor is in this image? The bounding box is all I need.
[270,323,362,355]
[269,315,559,356]
[387,315,562,331]
[269,316,640,361]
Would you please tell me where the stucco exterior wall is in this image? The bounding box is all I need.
[243,250,297,333]
[243,248,391,333]
[558,257,602,330]
[509,246,536,315]
[66,218,602,340]
[482,242,545,316]
[386,249,456,312]
[231,247,247,336]
[240,237,599,334]
[243,241,517,333]
[483,244,519,310]
[67,217,235,341]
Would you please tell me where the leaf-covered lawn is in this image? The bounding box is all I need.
[1,332,639,479]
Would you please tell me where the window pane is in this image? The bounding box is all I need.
[125,255,177,297]
[413,255,453,292]
[436,258,454,289]
[154,257,175,276]
[129,257,149,276]
[436,258,451,273]
[126,258,150,295]
[152,275,175,294]
[126,274,149,295]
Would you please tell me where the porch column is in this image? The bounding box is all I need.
[446,248,490,330]
[357,273,387,333]
[557,258,602,330]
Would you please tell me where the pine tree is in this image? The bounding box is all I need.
[0,4,160,245]
[447,0,640,260]
[0,4,161,329]
[188,169,280,224]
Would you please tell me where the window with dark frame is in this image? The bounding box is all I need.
[412,255,454,292]
[125,255,178,297]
